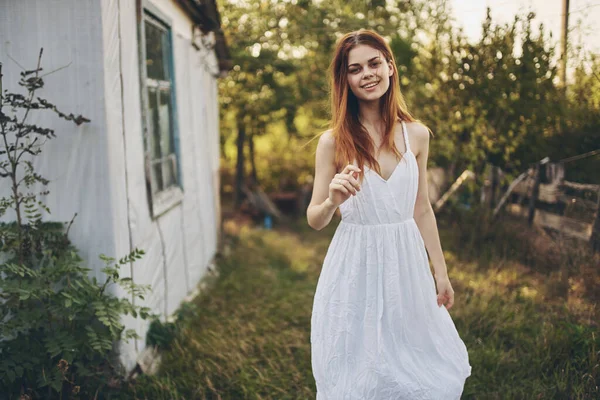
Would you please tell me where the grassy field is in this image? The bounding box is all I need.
[119,212,599,400]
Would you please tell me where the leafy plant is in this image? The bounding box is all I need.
[0,50,157,398]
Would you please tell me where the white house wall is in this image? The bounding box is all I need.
[0,0,222,372]
[99,0,140,370]
[172,30,209,289]
[113,0,222,367]
[0,2,119,282]
[165,1,221,305]
[0,0,142,370]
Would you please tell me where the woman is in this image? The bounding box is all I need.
[306,29,472,399]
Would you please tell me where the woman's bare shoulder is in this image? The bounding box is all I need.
[404,121,430,156]
[316,129,336,153]
[315,129,339,170]
[319,129,335,144]
[404,121,430,141]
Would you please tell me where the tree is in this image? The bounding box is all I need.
[217,0,596,204]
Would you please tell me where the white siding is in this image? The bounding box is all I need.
[0,0,222,371]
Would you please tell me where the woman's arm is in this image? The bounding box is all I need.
[410,123,454,309]
[306,130,361,231]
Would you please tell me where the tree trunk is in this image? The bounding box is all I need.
[234,118,246,208]
[560,0,570,87]
[249,134,258,185]
[490,166,499,209]
[591,190,600,253]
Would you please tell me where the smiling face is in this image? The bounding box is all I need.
[346,44,394,103]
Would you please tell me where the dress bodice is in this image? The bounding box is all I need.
[339,121,419,225]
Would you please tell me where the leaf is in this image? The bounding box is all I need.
[19,291,31,300]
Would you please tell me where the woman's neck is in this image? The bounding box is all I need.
[358,101,384,139]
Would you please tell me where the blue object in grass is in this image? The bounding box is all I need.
[264,214,272,229]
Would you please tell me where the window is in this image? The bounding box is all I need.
[139,7,182,218]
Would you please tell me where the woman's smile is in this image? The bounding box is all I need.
[362,80,379,91]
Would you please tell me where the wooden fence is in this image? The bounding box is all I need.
[492,160,600,251]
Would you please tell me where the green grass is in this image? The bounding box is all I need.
[119,214,599,400]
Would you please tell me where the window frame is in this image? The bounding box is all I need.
[138,1,183,219]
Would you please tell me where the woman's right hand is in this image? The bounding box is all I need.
[328,164,362,207]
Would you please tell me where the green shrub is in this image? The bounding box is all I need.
[0,51,157,399]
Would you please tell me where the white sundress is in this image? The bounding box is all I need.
[310,121,472,399]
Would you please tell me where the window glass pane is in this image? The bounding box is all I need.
[159,89,174,157]
[142,12,179,200]
[163,156,177,188]
[144,20,167,80]
[147,87,162,160]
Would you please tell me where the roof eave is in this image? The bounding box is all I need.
[175,0,232,76]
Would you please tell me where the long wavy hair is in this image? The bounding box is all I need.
[328,29,417,180]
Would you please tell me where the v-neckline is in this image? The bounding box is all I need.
[366,150,412,183]
[363,120,413,183]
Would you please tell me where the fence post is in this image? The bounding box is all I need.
[527,157,550,227]
[528,163,541,226]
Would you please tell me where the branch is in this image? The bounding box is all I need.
[0,160,11,173]
[1,116,15,167]
[64,213,78,237]
[13,49,44,165]
[591,70,600,85]
[37,98,91,125]
[15,122,55,139]
[15,137,40,164]
[39,61,73,79]
[13,148,39,167]
[6,53,27,71]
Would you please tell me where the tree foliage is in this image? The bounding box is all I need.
[217,0,599,196]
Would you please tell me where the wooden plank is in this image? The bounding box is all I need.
[514,182,589,204]
[513,183,532,196]
[538,184,560,203]
[493,171,529,217]
[557,194,598,211]
[563,181,600,192]
[433,170,475,211]
[507,204,592,240]
[241,185,284,219]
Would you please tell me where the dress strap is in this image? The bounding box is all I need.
[401,121,410,153]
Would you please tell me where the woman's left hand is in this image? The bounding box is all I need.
[435,276,455,310]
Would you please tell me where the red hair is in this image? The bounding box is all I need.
[328,29,417,180]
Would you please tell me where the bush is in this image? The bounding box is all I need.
[0,51,157,399]
[440,205,600,303]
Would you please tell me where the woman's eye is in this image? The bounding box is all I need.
[371,62,381,67]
